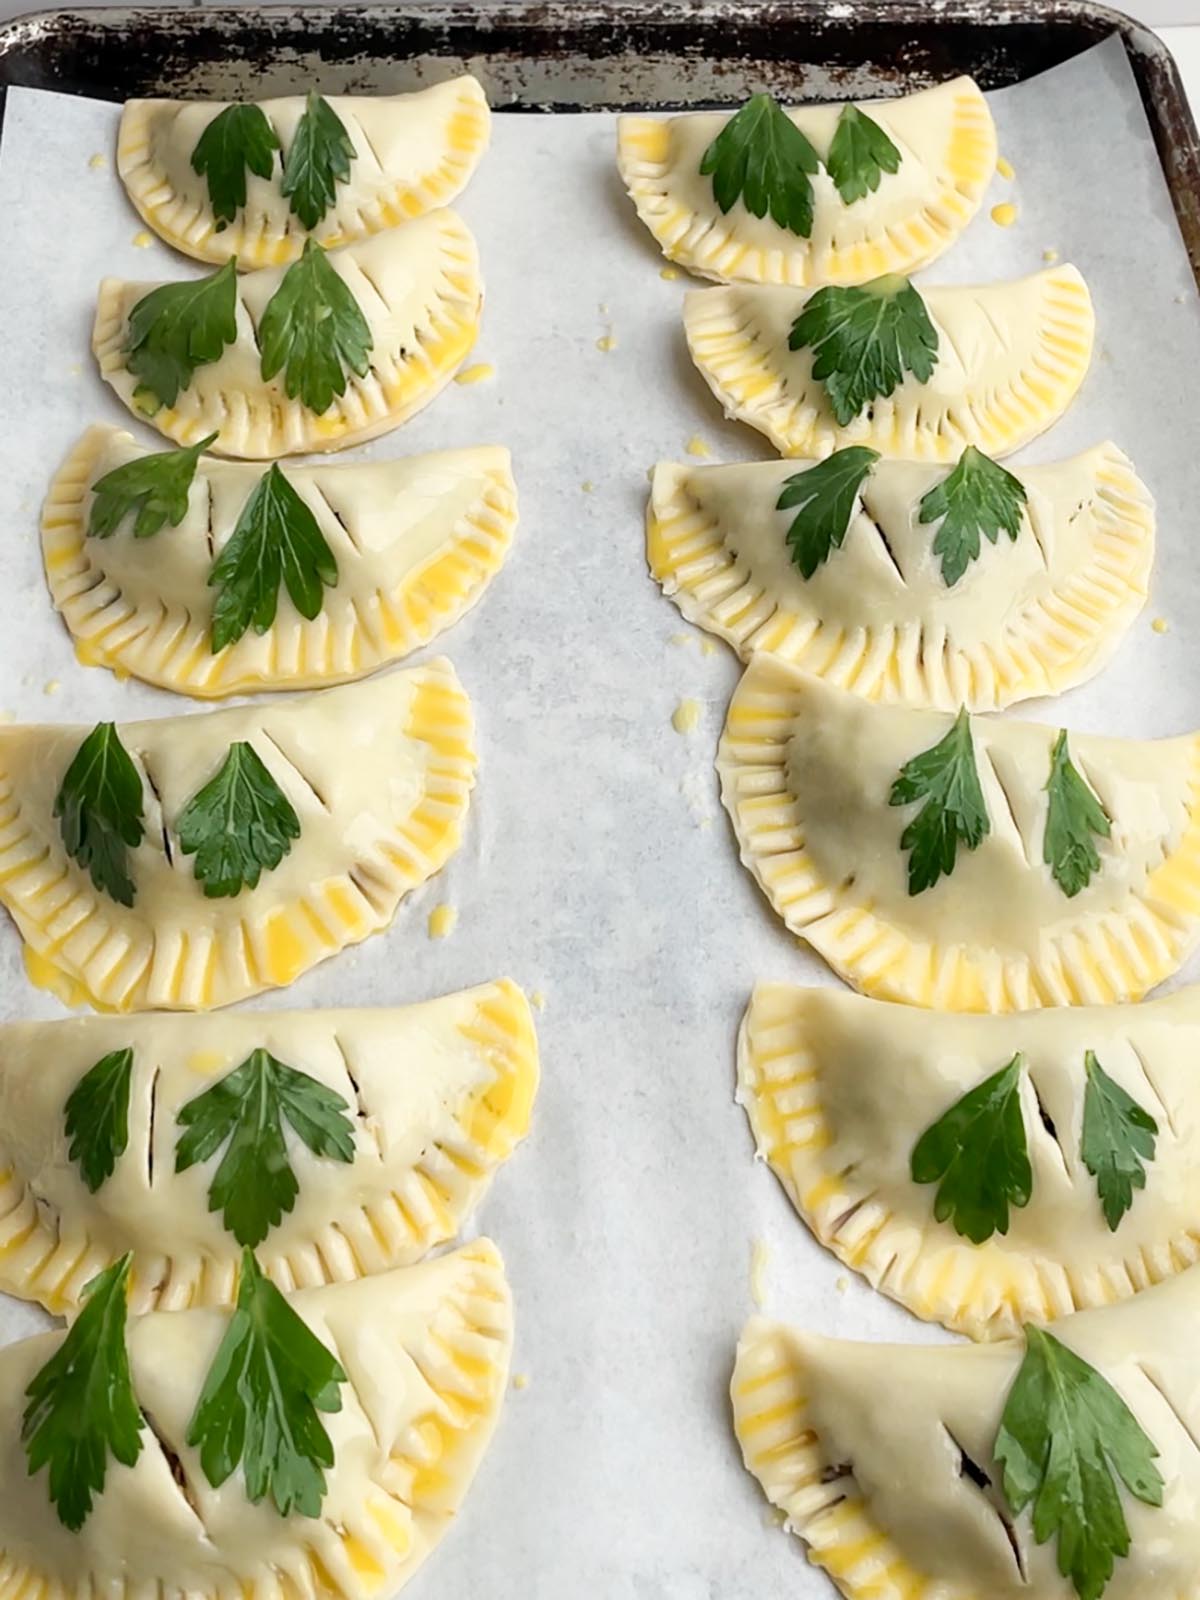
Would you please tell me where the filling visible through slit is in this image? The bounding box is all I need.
[1028,1075,1069,1177]
[138,754,174,867]
[258,730,331,811]
[143,1408,204,1523]
[858,493,906,585]
[944,1426,1027,1581]
[147,1066,161,1187]
[333,1034,382,1158]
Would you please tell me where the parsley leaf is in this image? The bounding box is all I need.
[698,93,821,239]
[88,433,218,540]
[22,1254,143,1530]
[258,238,372,414]
[175,1047,354,1248]
[1044,731,1111,898]
[281,93,356,230]
[191,104,281,230]
[187,1246,346,1517]
[888,706,990,895]
[776,447,880,578]
[54,723,145,908]
[176,742,301,900]
[1082,1051,1158,1232]
[124,259,239,413]
[917,446,1028,587]
[910,1053,1031,1243]
[208,464,338,652]
[788,274,939,427]
[65,1048,134,1193]
[825,104,901,205]
[995,1324,1163,1600]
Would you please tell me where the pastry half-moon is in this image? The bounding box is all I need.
[733,1269,1200,1600]
[718,659,1200,1011]
[93,215,482,459]
[43,427,518,697]
[648,443,1153,710]
[618,77,995,287]
[2,1241,510,1598]
[740,981,1200,1340]
[684,266,1093,459]
[119,77,491,269]
[0,979,535,1314]
[0,660,475,1013]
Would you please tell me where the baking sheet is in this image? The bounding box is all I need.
[0,32,1199,1596]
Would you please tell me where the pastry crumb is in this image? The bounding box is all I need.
[88,152,107,170]
[669,632,693,648]
[1152,617,1170,635]
[68,362,82,377]
[750,1238,770,1309]
[580,480,595,493]
[685,435,711,458]
[996,155,1015,180]
[836,1274,850,1293]
[672,698,701,734]
[530,990,547,1012]
[1042,246,1060,264]
[595,332,617,353]
[132,229,153,248]
[512,1372,531,1391]
[454,362,495,385]
[598,301,609,315]
[43,679,62,696]
[990,201,1017,228]
[764,1507,788,1529]
[427,903,457,939]
[660,264,680,280]
[700,637,719,657]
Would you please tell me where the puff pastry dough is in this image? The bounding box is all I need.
[740,982,1200,1340]
[93,214,482,459]
[0,979,535,1314]
[1,1241,510,1598]
[0,660,475,1013]
[685,266,1093,460]
[119,78,491,269]
[44,427,518,697]
[734,1270,1200,1600]
[719,659,1200,1011]
[618,77,995,287]
[648,443,1153,710]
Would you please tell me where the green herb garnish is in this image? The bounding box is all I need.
[825,104,901,205]
[910,1053,1031,1243]
[191,104,281,230]
[187,1246,346,1516]
[258,238,372,414]
[995,1324,1163,1600]
[1082,1051,1158,1232]
[65,1048,134,1193]
[918,446,1027,587]
[1044,731,1111,898]
[175,1047,354,1248]
[699,93,820,239]
[789,274,939,427]
[208,464,338,652]
[176,742,301,900]
[888,706,990,895]
[54,723,145,908]
[22,1254,143,1530]
[88,433,217,540]
[281,93,356,231]
[124,259,238,413]
[776,447,880,578]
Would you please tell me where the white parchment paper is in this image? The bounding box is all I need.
[0,33,1199,1597]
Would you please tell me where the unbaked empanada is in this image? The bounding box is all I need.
[0,660,475,1013]
[43,426,517,697]
[741,981,1200,1339]
[685,266,1093,459]
[2,1241,509,1597]
[119,78,490,269]
[93,214,482,459]
[618,78,995,287]
[0,979,534,1314]
[648,443,1152,710]
[734,1270,1200,1600]
[719,659,1200,1010]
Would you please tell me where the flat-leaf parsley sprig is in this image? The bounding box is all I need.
[776,447,880,578]
[789,274,939,427]
[699,93,821,239]
[888,707,990,895]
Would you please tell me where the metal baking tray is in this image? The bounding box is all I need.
[0,1,1196,275]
